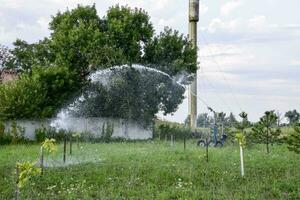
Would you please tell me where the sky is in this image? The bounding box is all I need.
[0,0,299,122]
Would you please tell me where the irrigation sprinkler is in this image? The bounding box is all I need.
[197,107,227,148]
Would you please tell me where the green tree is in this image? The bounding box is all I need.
[252,110,281,153]
[226,112,238,127]
[237,112,250,132]
[196,113,209,127]
[285,110,300,125]
[143,27,197,76]
[0,66,78,119]
[287,123,300,153]
[106,5,154,64]
[0,44,15,70]
[1,4,197,123]
[67,67,185,126]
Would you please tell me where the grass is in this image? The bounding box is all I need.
[0,141,299,200]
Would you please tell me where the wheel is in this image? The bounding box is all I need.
[214,141,223,147]
[197,140,206,147]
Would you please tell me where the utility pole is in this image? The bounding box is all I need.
[188,0,199,129]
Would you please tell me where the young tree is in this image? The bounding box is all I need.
[285,110,300,125]
[237,111,250,133]
[252,110,281,153]
[287,123,300,154]
[226,112,238,127]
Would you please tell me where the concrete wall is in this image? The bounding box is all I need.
[4,118,152,140]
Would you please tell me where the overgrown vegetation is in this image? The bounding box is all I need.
[0,142,299,199]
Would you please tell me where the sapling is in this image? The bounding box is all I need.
[40,138,57,175]
[15,161,41,200]
[72,132,81,149]
[235,133,246,177]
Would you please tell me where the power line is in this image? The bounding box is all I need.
[200,32,243,112]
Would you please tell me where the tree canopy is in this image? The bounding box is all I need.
[0,4,197,124]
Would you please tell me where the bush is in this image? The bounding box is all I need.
[154,121,192,140]
[0,121,27,145]
[34,126,47,142]
[0,66,79,120]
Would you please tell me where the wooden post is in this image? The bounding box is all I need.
[170,134,174,146]
[15,166,20,200]
[184,135,186,150]
[206,137,209,162]
[70,138,72,155]
[63,137,67,163]
[40,147,44,175]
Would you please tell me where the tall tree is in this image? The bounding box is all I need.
[196,113,209,127]
[1,4,197,123]
[143,27,197,76]
[285,110,300,125]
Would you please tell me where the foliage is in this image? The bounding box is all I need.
[68,67,185,126]
[154,121,192,140]
[235,133,246,147]
[252,111,281,153]
[196,113,210,127]
[287,123,300,153]
[285,110,300,125]
[101,122,114,143]
[0,44,15,70]
[34,126,47,143]
[16,161,41,189]
[0,143,299,199]
[0,121,26,145]
[0,66,78,119]
[143,27,197,76]
[2,4,197,123]
[236,111,251,132]
[106,5,154,64]
[41,138,57,153]
[226,112,238,127]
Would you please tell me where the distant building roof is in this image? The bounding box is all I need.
[0,69,18,84]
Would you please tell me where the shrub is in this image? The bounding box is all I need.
[154,121,192,140]
[101,122,114,143]
[287,123,300,153]
[34,126,47,143]
[0,121,27,145]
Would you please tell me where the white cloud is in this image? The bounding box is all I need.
[221,0,242,16]
[207,18,241,33]
[248,15,267,31]
[200,3,208,15]
[290,60,300,66]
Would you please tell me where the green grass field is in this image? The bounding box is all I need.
[0,141,299,200]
